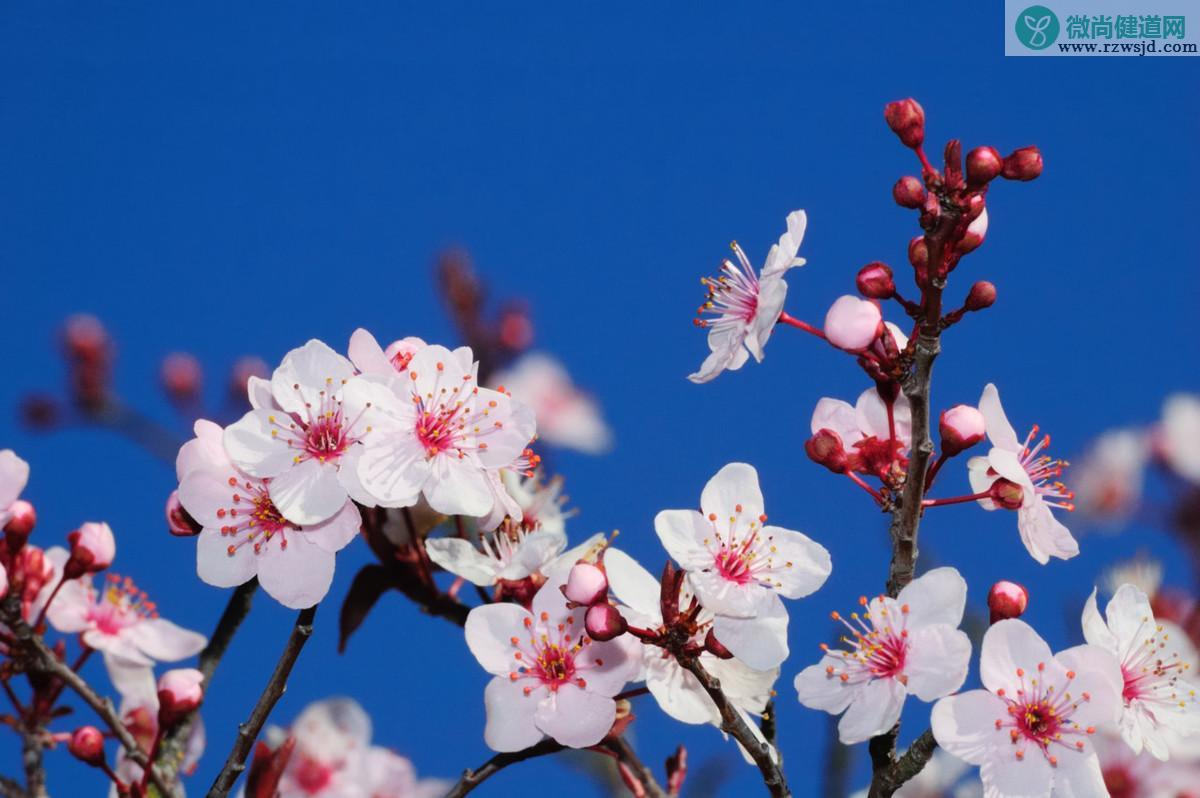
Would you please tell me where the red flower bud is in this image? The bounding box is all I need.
[805,429,848,474]
[563,562,608,607]
[883,98,925,149]
[4,499,37,549]
[907,236,928,271]
[157,668,204,726]
[966,146,1004,185]
[856,262,895,299]
[892,176,926,209]
[584,603,627,641]
[965,281,997,311]
[62,315,110,365]
[939,406,986,458]
[956,208,989,255]
[64,522,116,579]
[1002,146,1043,181]
[68,726,106,767]
[703,628,734,659]
[989,479,1025,510]
[161,352,202,402]
[165,490,201,537]
[988,581,1029,624]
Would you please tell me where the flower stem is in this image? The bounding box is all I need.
[777,312,826,339]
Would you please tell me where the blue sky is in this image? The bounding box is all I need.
[1,2,1198,795]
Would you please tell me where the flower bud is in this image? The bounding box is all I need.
[62,315,110,365]
[957,208,989,255]
[229,356,270,404]
[68,726,106,767]
[667,746,688,796]
[989,479,1025,510]
[563,562,608,607]
[856,262,895,300]
[883,98,925,149]
[161,352,202,402]
[892,176,926,209]
[0,565,7,599]
[498,305,534,351]
[165,491,201,537]
[964,281,997,311]
[703,628,734,659]
[823,296,882,352]
[584,603,627,641]
[907,236,928,271]
[939,406,986,457]
[1002,146,1043,181]
[805,429,848,474]
[4,499,37,548]
[64,522,116,579]
[966,146,1004,185]
[158,668,204,726]
[384,338,425,372]
[988,581,1029,624]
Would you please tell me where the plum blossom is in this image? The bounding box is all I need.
[345,344,538,518]
[967,383,1079,564]
[489,353,613,454]
[464,572,640,751]
[1073,428,1148,521]
[224,339,375,525]
[655,462,832,670]
[688,210,807,383]
[1081,583,1200,759]
[811,387,913,478]
[604,549,778,733]
[794,568,972,744]
[178,419,361,609]
[110,666,206,795]
[40,547,206,692]
[1091,726,1200,798]
[1159,393,1200,483]
[480,469,571,536]
[932,619,1122,798]
[0,449,30,529]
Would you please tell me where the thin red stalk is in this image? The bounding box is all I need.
[777,312,826,339]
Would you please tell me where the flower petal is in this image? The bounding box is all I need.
[979,383,1021,452]
[127,619,206,662]
[810,397,863,444]
[979,750,1052,798]
[223,409,294,478]
[604,548,662,619]
[712,592,789,670]
[762,526,831,599]
[256,535,335,609]
[423,454,492,518]
[465,603,534,675]
[931,689,1007,766]
[1079,588,1118,651]
[700,463,765,523]
[270,339,355,416]
[794,655,862,715]
[903,625,972,701]
[980,619,1053,696]
[1016,500,1078,564]
[837,677,905,744]
[897,567,967,630]
[483,677,543,752]
[426,538,501,586]
[534,684,615,749]
[196,527,258,588]
[654,510,713,571]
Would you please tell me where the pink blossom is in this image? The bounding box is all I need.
[823,295,882,351]
[939,405,986,457]
[464,573,640,751]
[178,419,361,609]
[1073,428,1148,521]
[966,384,1079,564]
[811,388,912,478]
[157,667,205,723]
[564,562,608,606]
[1159,394,1200,482]
[489,353,612,454]
[932,619,1122,798]
[66,521,116,576]
[689,210,807,383]
[0,449,31,530]
[795,568,972,744]
[655,463,831,670]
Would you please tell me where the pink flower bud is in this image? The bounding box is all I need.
[65,522,116,579]
[563,563,608,606]
[584,603,627,641]
[939,406,986,457]
[62,315,110,364]
[1002,146,1043,181]
[964,281,997,311]
[856,262,895,299]
[907,236,928,271]
[68,726,106,767]
[161,352,202,402]
[805,429,848,474]
[892,176,926,209]
[957,208,989,254]
[966,146,1004,185]
[883,98,925,149]
[824,296,882,352]
[384,338,425,371]
[4,499,37,548]
[158,668,204,726]
[165,490,200,537]
[989,479,1025,511]
[229,356,270,404]
[988,581,1028,624]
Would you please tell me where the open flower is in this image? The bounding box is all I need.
[223,339,374,525]
[1081,583,1200,759]
[178,419,361,609]
[655,462,831,670]
[794,568,972,744]
[688,210,807,383]
[464,572,640,751]
[345,344,538,518]
[811,388,912,478]
[932,619,1122,798]
[967,384,1079,564]
[489,353,612,455]
[0,449,30,528]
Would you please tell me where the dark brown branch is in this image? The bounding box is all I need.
[676,656,789,797]
[206,605,316,797]
[445,739,565,798]
[0,775,28,798]
[19,729,45,798]
[868,731,937,798]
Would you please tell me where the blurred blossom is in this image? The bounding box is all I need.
[1073,428,1149,523]
[489,352,613,455]
[1094,726,1200,797]
[1101,558,1164,600]
[1159,394,1200,483]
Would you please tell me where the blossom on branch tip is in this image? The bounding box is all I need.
[688,210,807,384]
[489,353,613,455]
[931,619,1122,798]
[655,462,831,670]
[794,568,972,744]
[966,383,1079,564]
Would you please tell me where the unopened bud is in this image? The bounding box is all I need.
[823,296,882,352]
[856,262,895,300]
[165,491,201,537]
[988,581,1029,624]
[939,406,986,457]
[157,668,204,726]
[892,176,926,209]
[703,628,734,659]
[957,208,989,254]
[65,521,116,579]
[68,726,106,767]
[907,236,928,271]
[563,563,608,607]
[805,429,848,474]
[1002,146,1043,181]
[4,499,37,548]
[989,479,1025,510]
[584,603,627,641]
[964,281,997,311]
[498,305,534,351]
[883,98,925,149]
[62,315,110,364]
[161,352,202,402]
[966,146,1004,185]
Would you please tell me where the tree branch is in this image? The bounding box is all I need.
[607,736,668,798]
[206,605,316,798]
[19,728,45,798]
[445,739,565,798]
[868,731,937,798]
[0,774,29,798]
